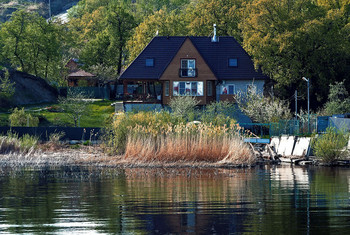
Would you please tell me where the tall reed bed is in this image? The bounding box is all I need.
[104,111,254,165]
[0,133,38,154]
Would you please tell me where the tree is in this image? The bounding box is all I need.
[9,108,39,127]
[236,85,291,123]
[126,9,189,64]
[240,0,350,107]
[186,0,247,42]
[0,10,66,83]
[69,3,136,94]
[58,89,92,127]
[322,80,350,115]
[0,68,15,105]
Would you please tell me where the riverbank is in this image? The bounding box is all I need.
[0,145,256,168]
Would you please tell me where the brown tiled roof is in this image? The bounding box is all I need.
[68,69,95,77]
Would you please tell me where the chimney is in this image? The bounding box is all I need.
[211,24,218,42]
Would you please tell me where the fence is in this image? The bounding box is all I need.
[239,116,317,137]
[0,127,102,141]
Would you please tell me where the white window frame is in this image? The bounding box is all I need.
[173,81,203,96]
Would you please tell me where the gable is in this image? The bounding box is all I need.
[160,38,217,81]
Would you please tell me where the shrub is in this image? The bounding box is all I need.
[9,108,39,127]
[236,85,291,123]
[312,127,348,163]
[0,68,15,107]
[0,132,38,154]
[322,80,350,115]
[169,96,199,120]
[201,101,237,126]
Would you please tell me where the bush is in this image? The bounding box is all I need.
[169,96,199,120]
[322,80,350,115]
[312,127,348,163]
[9,108,39,127]
[0,132,38,154]
[201,101,237,126]
[236,85,291,123]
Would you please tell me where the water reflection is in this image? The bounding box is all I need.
[0,165,349,234]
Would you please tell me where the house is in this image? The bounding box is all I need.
[120,33,268,111]
[65,59,97,87]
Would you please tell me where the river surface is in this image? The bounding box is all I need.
[0,165,349,234]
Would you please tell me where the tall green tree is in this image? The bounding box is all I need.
[69,3,136,76]
[186,0,247,42]
[0,10,66,83]
[240,0,350,106]
[126,9,189,64]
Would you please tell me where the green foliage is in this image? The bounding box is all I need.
[322,80,350,115]
[9,108,39,127]
[126,9,189,64]
[236,85,292,123]
[68,2,136,75]
[312,127,348,163]
[241,0,350,105]
[186,0,246,42]
[58,89,92,127]
[200,101,237,126]
[0,132,38,154]
[0,68,15,106]
[0,10,67,83]
[169,96,200,120]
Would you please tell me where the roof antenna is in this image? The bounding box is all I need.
[211,24,218,42]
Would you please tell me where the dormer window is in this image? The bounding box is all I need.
[146,58,154,67]
[180,59,196,77]
[228,58,238,67]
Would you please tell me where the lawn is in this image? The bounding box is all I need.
[1,100,118,127]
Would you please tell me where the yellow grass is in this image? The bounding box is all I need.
[123,122,255,166]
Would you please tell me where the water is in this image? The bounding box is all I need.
[0,165,349,234]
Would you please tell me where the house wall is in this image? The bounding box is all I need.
[160,38,217,105]
[216,80,265,101]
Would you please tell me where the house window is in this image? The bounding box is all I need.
[222,85,235,95]
[173,81,203,96]
[165,81,169,96]
[180,59,196,77]
[228,58,238,67]
[207,81,213,96]
[146,58,154,67]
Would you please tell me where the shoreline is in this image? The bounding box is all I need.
[0,146,256,168]
[1,145,349,168]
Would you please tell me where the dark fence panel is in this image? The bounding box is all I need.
[0,127,102,141]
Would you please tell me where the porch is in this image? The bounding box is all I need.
[123,80,162,104]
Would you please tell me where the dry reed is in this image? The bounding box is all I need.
[123,122,255,166]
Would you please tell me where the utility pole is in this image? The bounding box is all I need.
[302,77,310,133]
[48,0,51,20]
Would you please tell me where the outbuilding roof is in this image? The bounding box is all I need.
[120,36,267,81]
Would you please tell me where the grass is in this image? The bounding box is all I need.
[0,100,116,127]
[105,111,255,166]
[0,132,39,154]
